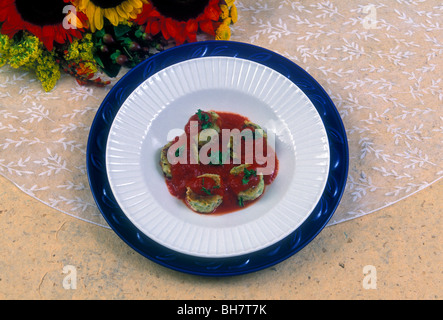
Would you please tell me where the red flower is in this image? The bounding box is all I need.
[134,0,222,45]
[0,0,86,51]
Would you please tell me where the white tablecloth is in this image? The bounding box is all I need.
[0,0,441,227]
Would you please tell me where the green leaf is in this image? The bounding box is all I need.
[122,37,133,46]
[94,29,106,40]
[110,49,121,62]
[114,24,132,39]
[135,29,143,38]
[93,54,104,69]
[94,51,121,78]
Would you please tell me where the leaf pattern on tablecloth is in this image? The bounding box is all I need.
[0,0,442,226]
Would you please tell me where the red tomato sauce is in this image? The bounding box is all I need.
[163,111,279,214]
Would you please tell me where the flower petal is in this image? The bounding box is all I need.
[94,6,104,30]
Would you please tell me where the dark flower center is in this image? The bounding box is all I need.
[15,0,66,26]
[151,0,211,21]
[90,0,127,9]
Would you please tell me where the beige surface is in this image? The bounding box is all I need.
[0,174,440,300]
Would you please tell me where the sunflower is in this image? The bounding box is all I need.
[134,0,234,45]
[74,0,146,32]
[0,0,86,51]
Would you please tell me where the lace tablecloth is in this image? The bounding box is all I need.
[0,0,441,227]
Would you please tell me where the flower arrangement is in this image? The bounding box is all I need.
[0,0,237,91]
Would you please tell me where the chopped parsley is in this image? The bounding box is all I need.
[200,177,220,195]
[238,197,244,207]
[201,186,212,195]
[196,109,212,130]
[242,167,257,185]
[175,145,185,157]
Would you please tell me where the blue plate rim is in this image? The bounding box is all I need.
[86,40,349,277]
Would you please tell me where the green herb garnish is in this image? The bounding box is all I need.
[238,197,244,207]
[200,177,221,195]
[196,109,212,130]
[242,167,257,185]
[175,145,184,157]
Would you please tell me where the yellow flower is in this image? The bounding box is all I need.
[81,61,98,75]
[225,0,235,7]
[65,34,94,61]
[74,0,146,32]
[216,23,231,41]
[6,33,41,69]
[0,34,11,51]
[0,34,12,67]
[220,5,229,20]
[223,17,232,26]
[230,4,238,24]
[78,34,95,61]
[35,51,60,92]
[65,40,80,61]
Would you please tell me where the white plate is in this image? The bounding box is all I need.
[105,56,330,258]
